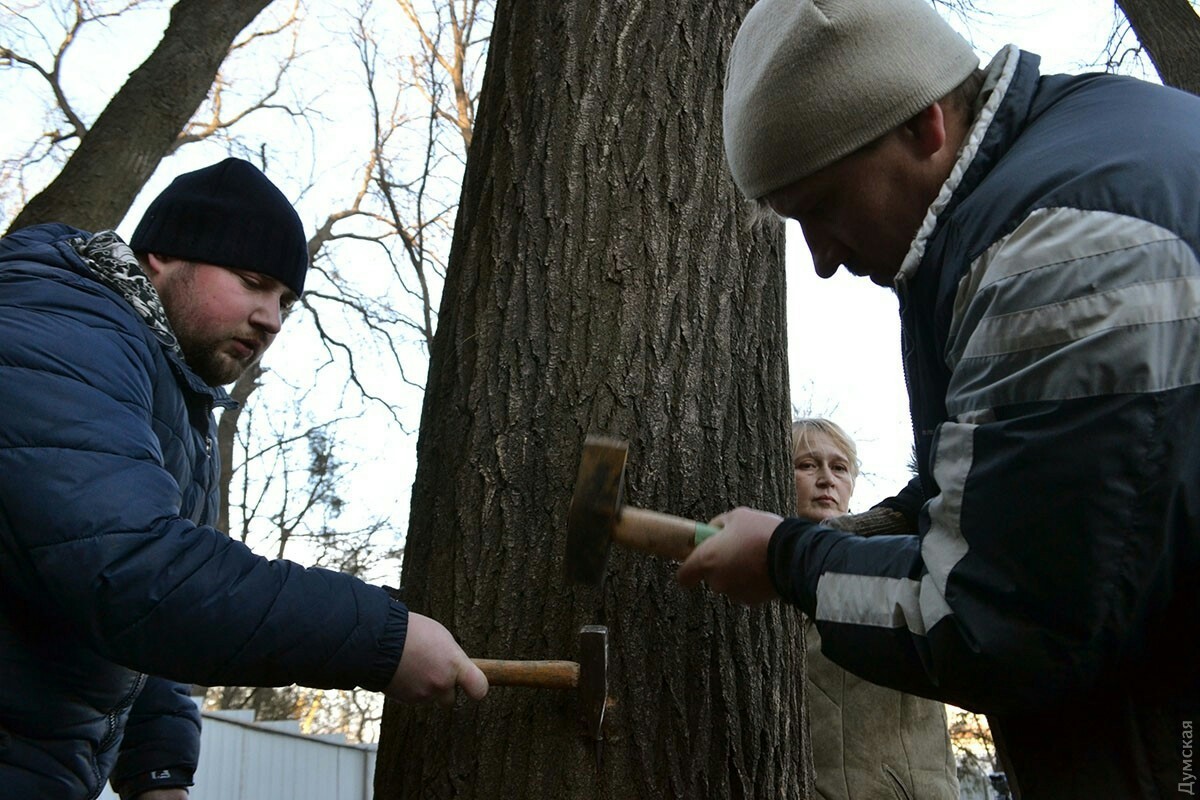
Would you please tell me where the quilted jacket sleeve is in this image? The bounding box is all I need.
[0,259,407,693]
[767,208,1200,715]
[109,678,200,799]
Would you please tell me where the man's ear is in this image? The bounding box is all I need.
[141,252,168,278]
[140,252,183,292]
[904,102,948,159]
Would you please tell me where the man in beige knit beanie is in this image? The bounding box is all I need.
[722,0,980,287]
[679,0,1200,797]
[722,0,978,202]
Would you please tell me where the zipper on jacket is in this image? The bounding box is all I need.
[895,279,922,467]
[90,672,148,798]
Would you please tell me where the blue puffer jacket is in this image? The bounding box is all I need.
[0,224,409,799]
[768,49,1200,798]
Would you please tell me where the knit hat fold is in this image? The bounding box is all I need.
[131,157,309,296]
[722,0,980,200]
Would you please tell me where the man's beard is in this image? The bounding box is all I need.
[156,263,261,387]
[178,336,259,387]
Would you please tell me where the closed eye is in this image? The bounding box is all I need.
[236,270,265,289]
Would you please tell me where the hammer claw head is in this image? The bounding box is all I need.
[564,436,628,585]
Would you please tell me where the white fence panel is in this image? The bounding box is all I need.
[98,705,376,800]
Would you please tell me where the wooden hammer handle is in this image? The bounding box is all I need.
[612,506,721,561]
[471,659,579,689]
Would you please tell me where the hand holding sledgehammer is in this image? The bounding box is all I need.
[564,435,721,585]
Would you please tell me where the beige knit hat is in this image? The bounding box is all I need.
[722,0,979,199]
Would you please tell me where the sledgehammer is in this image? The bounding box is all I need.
[564,435,720,585]
[471,624,609,763]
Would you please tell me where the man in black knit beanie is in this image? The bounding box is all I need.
[0,157,487,800]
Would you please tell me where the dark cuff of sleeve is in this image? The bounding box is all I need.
[767,517,820,615]
[364,590,409,691]
[113,767,193,799]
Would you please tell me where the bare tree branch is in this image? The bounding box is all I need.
[7,0,279,232]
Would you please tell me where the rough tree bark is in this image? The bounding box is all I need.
[376,0,811,798]
[7,0,276,234]
[1115,0,1200,94]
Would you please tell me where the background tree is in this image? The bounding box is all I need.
[3,0,281,232]
[934,0,1199,95]
[375,0,811,797]
[1111,0,1200,93]
[202,0,494,738]
[1,0,493,742]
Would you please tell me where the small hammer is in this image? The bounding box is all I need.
[471,624,608,763]
[564,436,720,585]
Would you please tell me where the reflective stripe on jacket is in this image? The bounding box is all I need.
[770,47,1200,799]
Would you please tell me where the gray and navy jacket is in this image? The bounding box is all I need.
[0,224,408,799]
[768,47,1200,799]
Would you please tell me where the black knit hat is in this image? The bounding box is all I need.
[131,157,309,296]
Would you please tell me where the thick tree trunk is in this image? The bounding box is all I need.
[7,0,275,234]
[376,1,811,798]
[1115,0,1200,94]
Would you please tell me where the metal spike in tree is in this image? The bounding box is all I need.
[375,0,812,797]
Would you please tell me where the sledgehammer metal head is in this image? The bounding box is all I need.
[576,623,609,756]
[564,436,629,585]
[564,435,722,585]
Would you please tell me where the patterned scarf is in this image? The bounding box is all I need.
[69,230,182,356]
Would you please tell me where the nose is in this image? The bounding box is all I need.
[250,296,283,335]
[815,464,836,487]
[800,224,844,279]
[813,257,841,280]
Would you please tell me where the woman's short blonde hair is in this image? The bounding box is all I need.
[791,417,860,480]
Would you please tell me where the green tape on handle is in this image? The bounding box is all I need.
[694,523,721,546]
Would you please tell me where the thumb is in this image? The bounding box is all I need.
[676,535,716,588]
[459,659,489,701]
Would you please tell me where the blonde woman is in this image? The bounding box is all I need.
[791,419,957,800]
